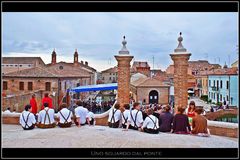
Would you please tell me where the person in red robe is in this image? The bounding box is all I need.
[30,94,38,114]
[41,93,53,110]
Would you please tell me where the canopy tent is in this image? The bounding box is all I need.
[68,83,118,93]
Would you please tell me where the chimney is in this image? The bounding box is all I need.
[85,61,88,66]
[51,49,57,65]
[74,49,78,65]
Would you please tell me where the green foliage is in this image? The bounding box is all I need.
[200,95,208,102]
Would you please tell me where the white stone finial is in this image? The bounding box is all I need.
[119,36,130,55]
[174,32,187,52]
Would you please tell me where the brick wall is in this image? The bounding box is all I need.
[170,53,191,112]
[2,90,44,112]
[135,87,169,104]
[115,55,133,110]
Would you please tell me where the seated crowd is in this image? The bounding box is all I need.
[18,98,210,137]
[108,101,210,137]
[19,100,95,130]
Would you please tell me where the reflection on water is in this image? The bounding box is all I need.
[214,114,238,123]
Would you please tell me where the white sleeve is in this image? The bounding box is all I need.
[38,112,41,122]
[142,118,148,128]
[127,111,132,123]
[138,111,143,123]
[31,114,36,124]
[19,114,22,124]
[75,109,79,117]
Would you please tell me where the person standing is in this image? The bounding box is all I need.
[19,104,36,130]
[187,101,196,125]
[172,107,191,134]
[41,93,53,110]
[30,94,38,115]
[108,103,121,128]
[159,105,174,132]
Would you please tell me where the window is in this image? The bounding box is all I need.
[19,65,22,67]
[3,81,7,90]
[109,73,112,75]
[28,65,31,67]
[213,80,215,87]
[220,80,222,88]
[217,80,219,88]
[15,65,18,67]
[28,82,33,91]
[59,66,63,70]
[227,95,229,101]
[109,77,111,80]
[226,81,229,90]
[209,80,211,87]
[45,82,51,91]
[19,82,24,90]
[102,77,104,80]
[220,94,222,101]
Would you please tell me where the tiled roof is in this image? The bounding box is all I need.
[132,61,150,68]
[207,67,238,75]
[3,57,45,65]
[131,77,169,87]
[3,67,58,78]
[101,66,118,73]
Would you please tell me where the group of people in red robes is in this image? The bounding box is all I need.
[29,93,53,115]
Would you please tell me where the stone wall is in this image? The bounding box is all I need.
[2,90,44,112]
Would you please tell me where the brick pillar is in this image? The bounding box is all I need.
[115,56,133,111]
[170,32,191,113]
[114,36,134,111]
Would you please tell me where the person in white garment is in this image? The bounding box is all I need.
[86,106,95,126]
[57,103,73,128]
[19,104,36,130]
[3,107,11,114]
[37,102,56,128]
[141,108,159,134]
[108,103,121,128]
[74,100,88,127]
[124,102,143,131]
[122,104,130,129]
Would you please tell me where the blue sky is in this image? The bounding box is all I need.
[2,12,238,72]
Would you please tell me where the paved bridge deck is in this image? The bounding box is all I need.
[2,124,238,148]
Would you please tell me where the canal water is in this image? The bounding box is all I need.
[214,114,238,123]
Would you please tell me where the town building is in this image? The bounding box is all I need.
[2,49,97,111]
[2,57,45,74]
[101,66,118,84]
[130,77,170,105]
[208,67,238,107]
[231,60,238,68]
[131,61,151,77]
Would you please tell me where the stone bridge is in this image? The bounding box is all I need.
[205,108,238,121]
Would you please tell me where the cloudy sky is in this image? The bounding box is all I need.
[2,12,238,72]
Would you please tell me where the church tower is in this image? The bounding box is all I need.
[51,49,57,65]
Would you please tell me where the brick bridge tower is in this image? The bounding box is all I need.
[170,32,191,113]
[115,36,134,111]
